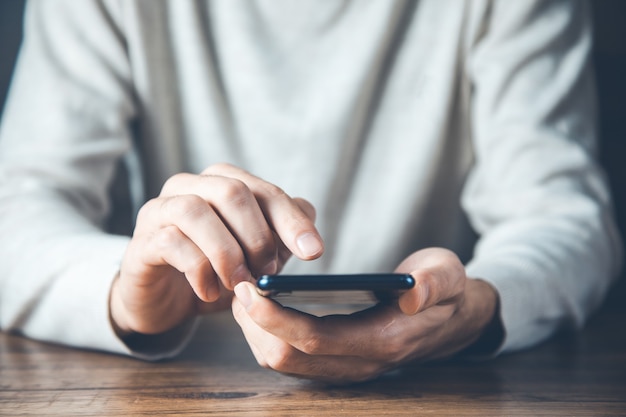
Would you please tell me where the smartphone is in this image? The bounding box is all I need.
[256,273,415,295]
[256,273,415,315]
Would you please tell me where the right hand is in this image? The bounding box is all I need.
[109,163,324,336]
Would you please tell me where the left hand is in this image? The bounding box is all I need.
[231,248,499,383]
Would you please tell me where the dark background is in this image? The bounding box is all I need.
[1,1,625,282]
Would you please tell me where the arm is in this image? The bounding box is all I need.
[0,0,144,355]
[463,0,622,352]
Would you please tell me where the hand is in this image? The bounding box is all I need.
[232,248,499,383]
[110,163,324,336]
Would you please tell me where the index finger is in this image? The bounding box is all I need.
[203,163,324,260]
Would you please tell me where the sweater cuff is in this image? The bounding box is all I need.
[21,234,196,360]
[465,258,556,354]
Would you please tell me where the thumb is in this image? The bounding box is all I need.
[398,277,429,315]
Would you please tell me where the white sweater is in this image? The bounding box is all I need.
[0,0,621,359]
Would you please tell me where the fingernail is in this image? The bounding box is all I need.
[296,232,323,258]
[234,282,253,308]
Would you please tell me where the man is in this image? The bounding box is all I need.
[0,0,621,383]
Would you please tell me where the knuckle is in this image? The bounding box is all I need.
[202,162,236,175]
[161,172,192,194]
[246,234,277,261]
[136,198,159,222]
[167,194,207,220]
[260,182,287,199]
[440,247,462,264]
[153,226,183,250]
[420,268,437,284]
[219,178,252,206]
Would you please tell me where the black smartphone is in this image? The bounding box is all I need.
[256,273,415,315]
[256,273,415,295]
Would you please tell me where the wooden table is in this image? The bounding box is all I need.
[2,281,626,416]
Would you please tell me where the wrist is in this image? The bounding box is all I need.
[108,273,135,339]
[458,278,504,356]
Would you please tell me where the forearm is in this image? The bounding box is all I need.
[464,0,622,353]
[465,218,620,354]
[0,190,131,352]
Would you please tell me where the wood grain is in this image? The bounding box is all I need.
[2,280,626,417]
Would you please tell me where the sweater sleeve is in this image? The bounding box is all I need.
[463,0,622,353]
[0,0,192,359]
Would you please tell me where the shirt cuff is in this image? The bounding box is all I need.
[20,233,196,360]
[465,258,557,354]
